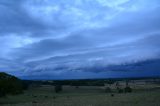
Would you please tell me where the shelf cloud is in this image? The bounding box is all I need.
[0,0,160,79]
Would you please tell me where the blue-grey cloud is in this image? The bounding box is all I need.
[0,0,160,79]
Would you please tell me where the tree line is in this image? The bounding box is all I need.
[0,72,25,97]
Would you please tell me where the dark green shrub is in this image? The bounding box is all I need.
[124,86,132,93]
[106,80,115,85]
[54,85,62,93]
[117,87,123,93]
[111,94,114,97]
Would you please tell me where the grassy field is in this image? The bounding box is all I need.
[0,84,160,106]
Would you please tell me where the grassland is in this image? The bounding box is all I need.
[0,83,160,106]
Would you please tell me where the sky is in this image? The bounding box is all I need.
[0,0,160,79]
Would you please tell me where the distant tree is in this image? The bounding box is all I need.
[54,85,63,93]
[124,86,132,93]
[117,87,123,93]
[126,80,129,87]
[116,82,119,87]
[107,80,115,85]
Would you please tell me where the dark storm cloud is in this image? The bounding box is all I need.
[19,33,160,76]
[0,1,36,34]
[0,0,64,38]
[0,0,160,79]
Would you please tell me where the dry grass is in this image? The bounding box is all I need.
[0,83,160,106]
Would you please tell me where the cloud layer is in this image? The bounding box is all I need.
[0,0,160,79]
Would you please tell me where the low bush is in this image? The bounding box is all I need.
[54,85,63,93]
[124,86,132,93]
[117,87,124,93]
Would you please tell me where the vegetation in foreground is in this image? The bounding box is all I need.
[0,85,160,106]
[0,72,160,106]
[0,72,24,97]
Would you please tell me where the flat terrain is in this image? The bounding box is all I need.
[0,83,160,106]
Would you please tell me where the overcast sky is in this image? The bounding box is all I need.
[0,0,160,79]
